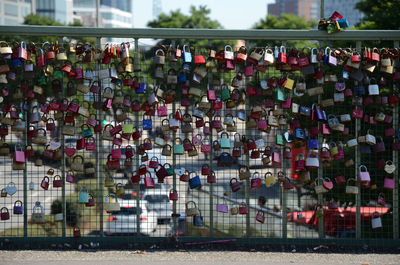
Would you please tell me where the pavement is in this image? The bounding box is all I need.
[0,250,399,265]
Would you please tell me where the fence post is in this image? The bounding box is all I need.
[23,106,28,238]
[95,36,104,236]
[355,40,362,239]
[59,36,66,238]
[207,40,214,238]
[393,40,399,239]
[316,40,324,239]
[133,38,141,237]
[245,40,251,238]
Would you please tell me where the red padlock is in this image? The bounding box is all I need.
[131,172,140,184]
[230,178,241,192]
[207,171,216,183]
[0,207,10,221]
[169,189,178,201]
[250,173,261,189]
[201,164,210,176]
[53,175,63,188]
[40,176,49,190]
[239,203,248,215]
[85,194,95,207]
[335,175,346,185]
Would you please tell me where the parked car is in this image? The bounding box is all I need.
[142,189,172,224]
[105,202,156,236]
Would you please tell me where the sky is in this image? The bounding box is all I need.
[133,0,275,30]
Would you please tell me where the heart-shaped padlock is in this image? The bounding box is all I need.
[5,182,17,195]
[64,147,76,157]
[174,167,186,176]
[322,178,334,190]
[384,161,396,174]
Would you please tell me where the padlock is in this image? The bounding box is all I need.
[230,178,241,192]
[53,175,63,188]
[314,178,327,194]
[345,178,358,194]
[40,176,49,190]
[371,212,382,229]
[254,210,264,224]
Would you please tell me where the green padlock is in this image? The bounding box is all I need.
[54,70,63,78]
[276,88,285,101]
[38,75,47,85]
[173,138,184,155]
[221,85,231,101]
[165,163,174,176]
[122,123,133,134]
[275,133,284,146]
[81,124,93,138]
[220,132,231,149]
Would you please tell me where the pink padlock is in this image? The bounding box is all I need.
[272,151,281,166]
[358,165,371,184]
[383,177,394,190]
[14,144,25,163]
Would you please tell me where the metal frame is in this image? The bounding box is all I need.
[0,26,400,40]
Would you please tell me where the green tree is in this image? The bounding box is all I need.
[252,14,317,48]
[356,0,400,29]
[148,5,222,29]
[147,5,227,53]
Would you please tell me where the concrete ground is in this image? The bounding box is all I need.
[0,250,399,265]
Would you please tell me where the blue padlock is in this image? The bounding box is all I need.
[142,118,152,130]
[13,200,23,215]
[323,47,331,66]
[136,77,146,94]
[178,72,187,84]
[295,128,306,140]
[11,58,21,67]
[355,84,365,96]
[308,139,319,149]
[183,45,192,63]
[189,172,201,189]
[337,18,349,29]
[193,215,203,226]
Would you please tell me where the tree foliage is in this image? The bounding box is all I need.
[252,14,317,48]
[147,5,222,30]
[147,5,227,53]
[356,0,400,29]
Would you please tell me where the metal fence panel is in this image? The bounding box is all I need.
[0,26,399,248]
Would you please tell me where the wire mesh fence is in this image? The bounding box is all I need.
[0,26,399,247]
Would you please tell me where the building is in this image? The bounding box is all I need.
[36,0,73,25]
[0,0,34,25]
[73,0,133,28]
[324,0,363,26]
[267,0,320,21]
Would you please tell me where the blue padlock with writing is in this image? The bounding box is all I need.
[142,117,152,130]
[189,172,201,189]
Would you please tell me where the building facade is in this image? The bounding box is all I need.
[267,0,320,21]
[36,0,73,25]
[0,0,34,25]
[73,0,133,28]
[324,0,363,26]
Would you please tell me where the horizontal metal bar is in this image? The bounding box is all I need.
[1,25,400,40]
